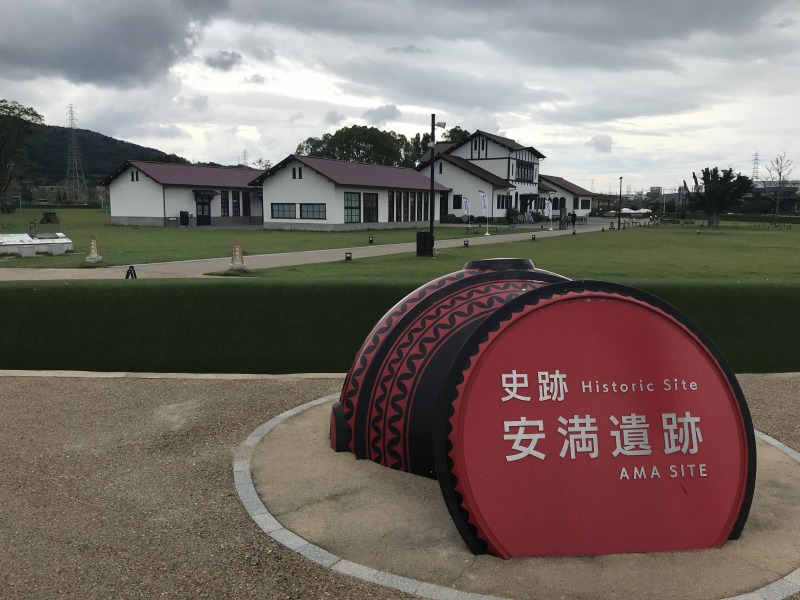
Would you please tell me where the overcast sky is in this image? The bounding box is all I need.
[2,0,799,193]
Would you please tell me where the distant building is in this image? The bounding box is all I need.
[252,155,449,231]
[417,130,545,221]
[101,160,265,227]
[538,175,594,219]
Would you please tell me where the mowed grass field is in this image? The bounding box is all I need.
[2,209,799,287]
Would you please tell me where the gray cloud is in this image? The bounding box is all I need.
[324,110,346,126]
[204,51,244,71]
[587,134,614,154]
[362,104,401,126]
[388,44,430,54]
[0,2,227,86]
[243,74,266,84]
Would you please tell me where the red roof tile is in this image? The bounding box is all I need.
[259,155,449,191]
[101,160,265,188]
[540,175,593,196]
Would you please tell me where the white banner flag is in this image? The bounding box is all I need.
[545,198,552,219]
[463,197,470,216]
[480,191,488,217]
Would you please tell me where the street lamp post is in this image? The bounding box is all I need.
[618,176,623,230]
[427,114,446,257]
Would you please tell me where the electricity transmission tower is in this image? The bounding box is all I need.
[752,151,760,183]
[65,104,88,203]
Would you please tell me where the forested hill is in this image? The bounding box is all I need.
[24,124,188,187]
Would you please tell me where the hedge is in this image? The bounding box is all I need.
[0,279,796,374]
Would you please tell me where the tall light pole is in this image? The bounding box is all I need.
[427,114,446,257]
[618,176,623,230]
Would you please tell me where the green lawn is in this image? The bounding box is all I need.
[3,209,798,286]
[250,225,800,286]
[0,208,481,268]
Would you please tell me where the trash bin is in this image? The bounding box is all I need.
[416,231,433,256]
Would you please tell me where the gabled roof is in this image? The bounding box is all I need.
[100,160,266,188]
[460,130,547,159]
[539,174,592,196]
[418,141,457,165]
[538,181,557,194]
[255,155,449,191]
[439,154,511,188]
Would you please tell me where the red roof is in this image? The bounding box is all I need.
[258,155,449,191]
[101,160,266,188]
[540,175,593,196]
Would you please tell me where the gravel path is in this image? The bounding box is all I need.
[0,372,797,600]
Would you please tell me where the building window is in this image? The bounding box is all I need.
[496,194,511,210]
[453,194,463,210]
[573,197,579,210]
[298,167,303,179]
[472,139,478,151]
[232,190,241,217]
[402,191,409,222]
[292,167,296,179]
[438,162,442,175]
[243,191,251,217]
[363,193,378,223]
[271,203,296,219]
[221,191,230,216]
[130,170,139,182]
[344,192,361,223]
[300,203,326,219]
[581,198,591,210]
[388,191,394,222]
[517,160,535,183]
[481,138,485,150]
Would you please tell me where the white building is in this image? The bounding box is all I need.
[101,160,265,227]
[253,155,450,231]
[417,131,546,222]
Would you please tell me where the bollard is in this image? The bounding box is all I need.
[125,265,137,279]
[463,240,469,247]
[345,252,352,261]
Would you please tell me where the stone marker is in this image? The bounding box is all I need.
[85,233,102,264]
[229,239,246,271]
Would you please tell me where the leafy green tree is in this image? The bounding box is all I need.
[296,124,471,168]
[684,167,753,227]
[442,126,470,143]
[0,99,44,198]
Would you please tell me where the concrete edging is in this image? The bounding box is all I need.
[234,395,800,600]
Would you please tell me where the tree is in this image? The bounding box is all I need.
[296,124,469,168]
[763,152,795,223]
[252,157,272,170]
[442,126,470,143]
[684,167,753,227]
[0,99,44,198]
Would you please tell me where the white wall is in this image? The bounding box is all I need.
[109,167,164,218]
[262,159,337,224]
